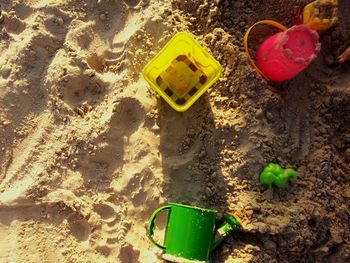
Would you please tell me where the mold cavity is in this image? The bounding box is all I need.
[188,87,198,96]
[175,98,186,105]
[164,88,174,97]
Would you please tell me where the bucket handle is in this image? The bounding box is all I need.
[243,20,288,80]
[147,205,172,250]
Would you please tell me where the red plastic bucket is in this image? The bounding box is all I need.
[256,25,321,82]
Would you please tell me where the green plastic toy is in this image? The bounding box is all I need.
[259,163,297,188]
[148,202,241,263]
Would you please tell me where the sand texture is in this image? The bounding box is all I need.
[0,0,349,262]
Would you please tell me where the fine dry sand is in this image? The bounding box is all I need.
[0,0,349,262]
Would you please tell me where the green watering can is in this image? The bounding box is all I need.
[147,202,241,263]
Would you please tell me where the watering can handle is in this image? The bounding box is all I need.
[147,205,172,250]
[243,20,288,80]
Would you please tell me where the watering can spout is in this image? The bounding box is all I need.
[210,212,241,252]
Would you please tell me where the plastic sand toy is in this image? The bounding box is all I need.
[259,163,297,188]
[143,32,222,112]
[244,20,288,80]
[148,203,241,263]
[302,0,338,31]
[256,25,321,82]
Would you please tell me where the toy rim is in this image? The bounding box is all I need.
[243,20,288,80]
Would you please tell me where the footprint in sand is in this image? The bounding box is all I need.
[105,220,130,246]
[3,12,26,34]
[118,244,140,263]
[123,167,155,208]
[91,202,131,255]
[109,97,145,138]
[73,97,145,178]
[62,67,106,108]
[45,47,108,113]
[286,113,313,160]
[281,76,314,160]
[67,213,91,241]
[93,203,117,221]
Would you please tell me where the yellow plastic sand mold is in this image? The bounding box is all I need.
[303,0,338,31]
[143,32,222,112]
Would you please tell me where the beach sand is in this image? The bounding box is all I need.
[0,0,349,262]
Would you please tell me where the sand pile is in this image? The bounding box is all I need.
[0,0,349,262]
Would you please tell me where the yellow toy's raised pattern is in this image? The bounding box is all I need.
[143,32,222,112]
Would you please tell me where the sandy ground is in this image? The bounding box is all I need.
[0,0,349,262]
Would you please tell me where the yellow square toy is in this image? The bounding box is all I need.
[143,32,222,112]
